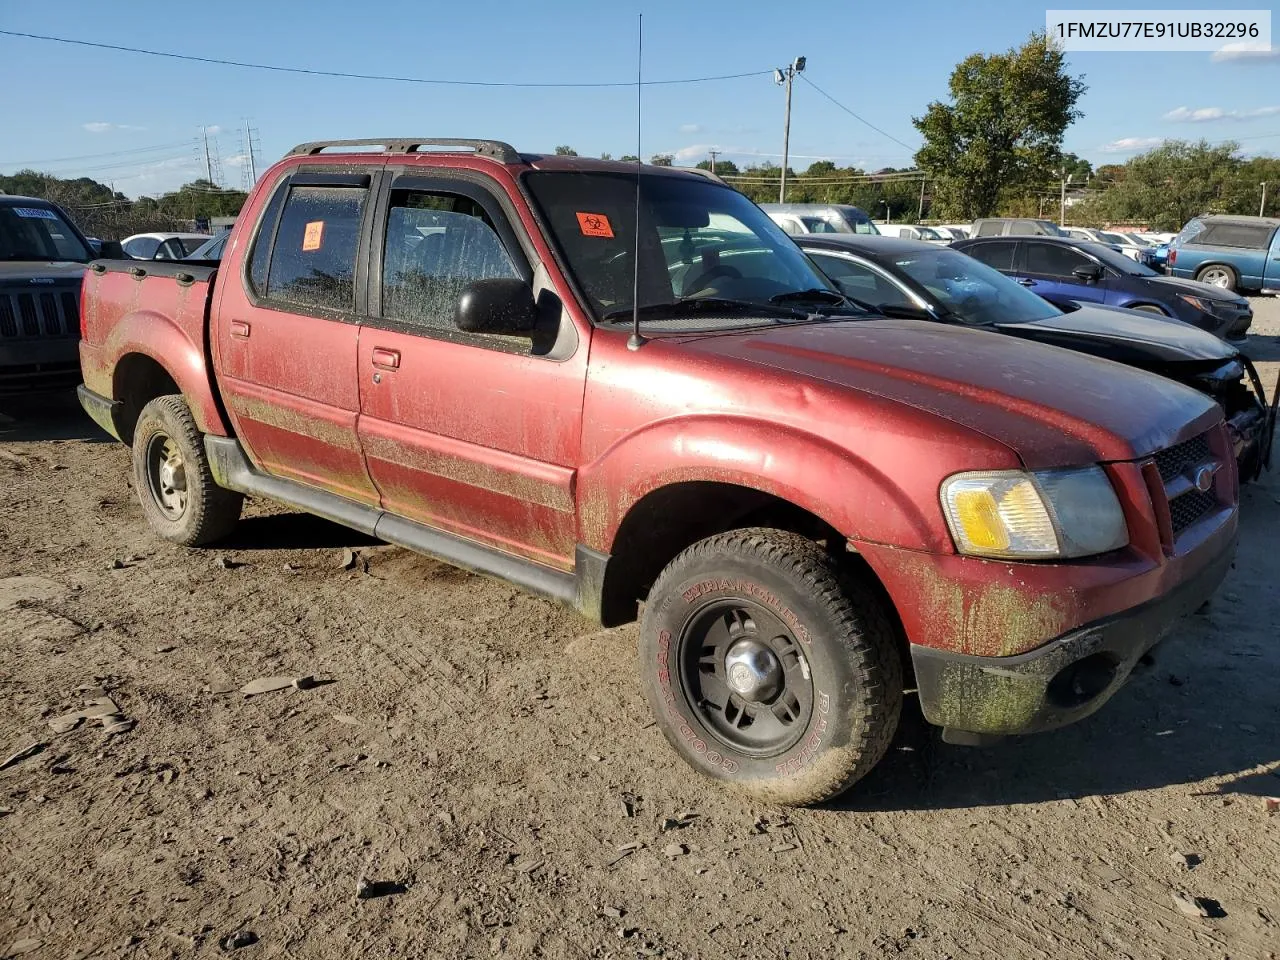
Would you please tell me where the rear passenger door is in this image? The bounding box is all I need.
[212,170,381,503]
[961,240,1019,278]
[355,172,587,570]
[1016,241,1106,307]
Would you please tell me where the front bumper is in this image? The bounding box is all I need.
[0,339,80,396]
[908,528,1235,736]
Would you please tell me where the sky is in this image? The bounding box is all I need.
[1,0,1278,198]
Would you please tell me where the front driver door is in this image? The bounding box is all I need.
[356,173,587,570]
[1018,241,1106,307]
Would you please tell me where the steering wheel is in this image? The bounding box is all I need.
[682,264,743,296]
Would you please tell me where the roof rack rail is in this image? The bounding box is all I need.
[286,138,521,163]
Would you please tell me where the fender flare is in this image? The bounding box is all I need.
[103,309,230,436]
[576,415,950,555]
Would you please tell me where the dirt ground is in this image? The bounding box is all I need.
[2,302,1278,960]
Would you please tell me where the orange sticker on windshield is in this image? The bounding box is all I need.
[576,212,614,238]
[302,220,324,251]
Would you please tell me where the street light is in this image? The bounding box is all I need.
[881,199,890,223]
[775,55,805,203]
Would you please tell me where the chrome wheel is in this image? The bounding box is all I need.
[1198,266,1233,289]
[145,432,188,519]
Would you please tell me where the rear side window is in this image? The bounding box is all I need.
[974,220,1003,237]
[1024,242,1090,277]
[247,183,288,295]
[964,241,1016,271]
[1198,222,1272,249]
[265,186,367,312]
[1013,220,1040,235]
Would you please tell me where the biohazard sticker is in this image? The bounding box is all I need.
[302,221,324,251]
[575,212,614,238]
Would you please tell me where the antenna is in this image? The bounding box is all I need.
[627,13,645,351]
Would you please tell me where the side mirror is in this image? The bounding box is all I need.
[456,278,538,335]
[1072,264,1102,283]
[96,240,126,259]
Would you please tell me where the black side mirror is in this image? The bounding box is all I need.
[1072,264,1102,283]
[96,240,125,259]
[456,278,538,335]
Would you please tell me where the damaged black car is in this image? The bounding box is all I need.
[798,234,1276,479]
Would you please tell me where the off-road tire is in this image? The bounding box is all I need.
[1195,263,1238,292]
[639,528,903,806]
[132,395,242,546]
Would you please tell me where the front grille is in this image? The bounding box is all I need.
[1169,488,1217,535]
[1152,434,1212,485]
[0,287,80,340]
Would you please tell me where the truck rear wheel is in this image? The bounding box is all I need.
[639,528,902,805]
[132,395,242,546]
[1195,264,1238,291]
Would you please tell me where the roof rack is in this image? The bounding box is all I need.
[286,138,521,164]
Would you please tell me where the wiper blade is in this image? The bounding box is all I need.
[602,297,807,322]
[769,288,848,305]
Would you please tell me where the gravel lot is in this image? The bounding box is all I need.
[1,301,1278,959]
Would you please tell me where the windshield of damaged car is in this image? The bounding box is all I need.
[892,248,1060,325]
[0,204,92,262]
[524,171,844,324]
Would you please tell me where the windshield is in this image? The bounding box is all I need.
[916,226,943,241]
[1079,241,1158,276]
[800,217,839,233]
[1097,231,1129,246]
[891,248,1060,325]
[524,172,840,324]
[0,204,92,262]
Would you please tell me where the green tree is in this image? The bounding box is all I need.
[1060,152,1093,183]
[619,155,640,163]
[913,32,1086,219]
[1075,140,1241,230]
[696,158,740,176]
[650,154,674,167]
[554,145,578,156]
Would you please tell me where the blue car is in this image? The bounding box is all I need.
[953,235,1253,342]
[1167,215,1280,294]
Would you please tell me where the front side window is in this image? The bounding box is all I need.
[381,191,520,331]
[124,236,161,260]
[0,204,91,262]
[1024,242,1091,278]
[264,186,366,312]
[247,182,288,294]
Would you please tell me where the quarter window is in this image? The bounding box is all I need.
[381,191,520,331]
[264,185,366,312]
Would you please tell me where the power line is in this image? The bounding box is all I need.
[0,139,194,167]
[0,29,773,88]
[797,74,917,152]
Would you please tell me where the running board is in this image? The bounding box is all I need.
[204,435,587,608]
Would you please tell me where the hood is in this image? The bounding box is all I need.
[0,261,88,285]
[681,318,1219,469]
[1141,273,1243,303]
[994,303,1236,366]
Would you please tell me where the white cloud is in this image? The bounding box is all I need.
[203,125,223,136]
[222,153,250,168]
[82,121,145,133]
[1211,42,1280,63]
[1100,136,1164,153]
[1164,104,1280,122]
[678,123,703,135]
[673,143,718,161]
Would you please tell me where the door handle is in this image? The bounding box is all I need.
[371,347,401,371]
[230,320,251,338]
[1016,278,1036,287]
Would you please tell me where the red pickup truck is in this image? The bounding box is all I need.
[77,139,1238,804]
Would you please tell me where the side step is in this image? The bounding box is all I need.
[204,435,584,607]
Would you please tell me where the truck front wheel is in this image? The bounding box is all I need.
[639,528,902,805]
[132,395,243,546]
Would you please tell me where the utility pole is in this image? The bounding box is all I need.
[917,176,926,221]
[708,149,719,175]
[1261,181,1268,217]
[774,56,806,203]
[1060,170,1072,225]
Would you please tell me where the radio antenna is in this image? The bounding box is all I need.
[627,13,646,351]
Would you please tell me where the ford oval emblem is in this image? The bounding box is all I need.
[1194,465,1215,493]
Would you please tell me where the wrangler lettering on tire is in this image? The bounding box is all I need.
[640,528,902,805]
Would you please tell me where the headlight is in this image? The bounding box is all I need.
[940,467,1128,559]
[1178,293,1237,317]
